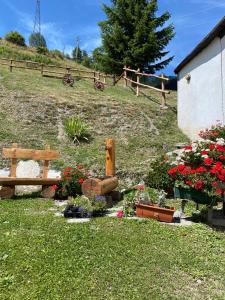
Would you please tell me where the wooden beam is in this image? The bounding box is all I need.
[82,177,118,198]
[43,145,50,179]
[10,143,17,177]
[124,77,170,94]
[0,178,61,185]
[3,147,60,160]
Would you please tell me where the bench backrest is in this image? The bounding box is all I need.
[2,143,60,178]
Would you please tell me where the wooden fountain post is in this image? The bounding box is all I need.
[105,138,115,177]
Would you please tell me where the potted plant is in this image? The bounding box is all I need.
[135,187,175,222]
[167,133,225,206]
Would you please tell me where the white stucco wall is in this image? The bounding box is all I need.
[177,37,225,140]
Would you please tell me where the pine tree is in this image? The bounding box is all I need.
[99,0,174,74]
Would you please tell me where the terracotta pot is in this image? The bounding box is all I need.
[136,204,175,223]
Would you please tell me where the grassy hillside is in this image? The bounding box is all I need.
[0,42,188,184]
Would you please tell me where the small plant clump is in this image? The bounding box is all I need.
[64,117,89,143]
[199,122,225,141]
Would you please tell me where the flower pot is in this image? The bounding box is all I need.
[174,186,218,206]
[136,204,175,223]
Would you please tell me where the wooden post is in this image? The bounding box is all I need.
[124,66,127,87]
[10,59,13,72]
[67,67,70,74]
[161,74,166,107]
[136,68,140,97]
[11,143,18,177]
[98,72,100,80]
[93,71,96,83]
[103,75,106,84]
[41,64,44,76]
[43,145,50,179]
[105,139,115,177]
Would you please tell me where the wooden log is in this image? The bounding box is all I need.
[82,177,118,199]
[0,178,61,186]
[3,146,59,160]
[41,185,56,199]
[125,77,170,94]
[0,186,15,199]
[161,73,167,107]
[43,145,50,178]
[10,59,13,72]
[124,65,127,87]
[105,139,115,177]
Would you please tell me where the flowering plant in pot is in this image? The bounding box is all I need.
[54,164,88,199]
[167,136,225,205]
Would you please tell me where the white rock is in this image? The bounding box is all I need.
[15,160,41,195]
[67,218,91,224]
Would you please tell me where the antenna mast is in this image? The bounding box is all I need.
[33,0,41,44]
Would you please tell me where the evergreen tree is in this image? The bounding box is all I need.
[29,33,47,48]
[98,0,174,74]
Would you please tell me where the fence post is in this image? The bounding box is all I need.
[10,59,13,72]
[41,63,44,76]
[124,65,127,87]
[103,75,106,84]
[161,73,166,107]
[93,71,96,83]
[136,68,140,97]
[98,72,100,81]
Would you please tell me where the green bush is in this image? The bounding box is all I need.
[145,156,174,195]
[5,31,26,47]
[64,117,89,143]
[36,46,48,55]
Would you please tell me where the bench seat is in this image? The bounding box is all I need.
[0,177,61,186]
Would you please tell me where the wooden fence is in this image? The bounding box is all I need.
[0,57,116,86]
[123,66,170,107]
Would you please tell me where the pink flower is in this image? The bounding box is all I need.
[116,210,124,218]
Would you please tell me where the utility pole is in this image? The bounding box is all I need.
[75,37,80,62]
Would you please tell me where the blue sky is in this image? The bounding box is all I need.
[0,0,224,74]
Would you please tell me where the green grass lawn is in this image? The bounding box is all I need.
[1,199,225,300]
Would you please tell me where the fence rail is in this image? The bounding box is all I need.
[0,58,116,86]
[123,66,170,107]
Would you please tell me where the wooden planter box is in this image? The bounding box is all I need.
[136,204,175,223]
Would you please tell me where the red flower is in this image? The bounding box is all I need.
[137,184,145,190]
[209,144,216,150]
[51,185,58,191]
[201,150,209,155]
[177,164,185,171]
[184,146,192,150]
[116,210,124,218]
[168,167,178,175]
[219,155,225,161]
[77,165,83,169]
[194,180,204,190]
[216,145,225,152]
[78,178,85,184]
[64,167,73,171]
[221,169,225,175]
[212,182,219,188]
[204,157,213,165]
[217,174,225,182]
[196,166,207,173]
[216,189,223,195]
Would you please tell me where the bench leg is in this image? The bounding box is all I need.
[41,186,56,199]
[0,186,15,199]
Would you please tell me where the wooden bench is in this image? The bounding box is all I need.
[0,143,61,199]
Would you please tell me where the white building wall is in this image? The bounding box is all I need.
[221,35,225,115]
[177,37,224,140]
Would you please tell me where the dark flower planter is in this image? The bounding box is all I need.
[136,204,175,223]
[174,187,218,206]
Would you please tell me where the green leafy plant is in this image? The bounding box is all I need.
[5,31,26,47]
[64,117,89,143]
[145,157,174,195]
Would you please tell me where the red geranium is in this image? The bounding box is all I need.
[194,180,204,190]
[204,157,213,165]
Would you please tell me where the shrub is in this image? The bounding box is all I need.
[36,46,48,55]
[50,49,64,59]
[145,157,174,195]
[5,31,26,46]
[64,117,89,143]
